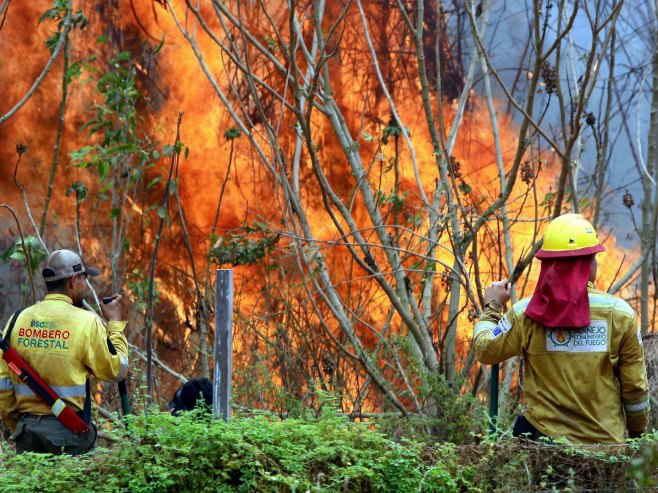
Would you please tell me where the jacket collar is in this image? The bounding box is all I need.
[44,293,74,304]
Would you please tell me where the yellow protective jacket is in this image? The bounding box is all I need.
[474,284,650,443]
[0,294,129,432]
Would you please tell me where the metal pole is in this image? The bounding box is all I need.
[213,269,233,421]
[489,363,499,435]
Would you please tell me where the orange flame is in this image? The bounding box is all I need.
[0,1,650,412]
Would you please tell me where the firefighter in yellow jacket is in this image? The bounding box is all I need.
[474,214,650,443]
[0,249,129,454]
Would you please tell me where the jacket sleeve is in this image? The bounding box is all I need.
[473,301,524,365]
[617,313,650,437]
[0,321,20,432]
[83,318,129,383]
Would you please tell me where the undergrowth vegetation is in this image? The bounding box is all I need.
[1,409,658,492]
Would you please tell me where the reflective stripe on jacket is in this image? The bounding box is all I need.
[0,294,128,431]
[474,285,650,444]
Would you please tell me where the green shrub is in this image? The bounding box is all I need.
[3,410,658,492]
[376,373,487,445]
[0,410,467,493]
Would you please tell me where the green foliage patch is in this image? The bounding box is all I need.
[208,222,280,268]
[2,410,658,492]
[0,410,444,493]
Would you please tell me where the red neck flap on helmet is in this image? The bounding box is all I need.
[524,256,593,328]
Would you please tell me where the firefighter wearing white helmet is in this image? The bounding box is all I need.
[0,249,129,455]
[474,213,650,443]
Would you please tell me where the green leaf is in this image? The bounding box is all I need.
[146,177,163,190]
[116,51,131,62]
[65,181,88,200]
[9,251,26,261]
[69,146,94,162]
[38,7,59,26]
[108,142,138,155]
[72,10,88,30]
[363,131,373,143]
[162,144,174,156]
[44,33,61,54]
[66,60,83,82]
[137,149,150,165]
[458,182,472,195]
[153,35,165,55]
[184,146,190,160]
[110,207,121,218]
[224,127,241,140]
[97,160,109,179]
[157,206,167,219]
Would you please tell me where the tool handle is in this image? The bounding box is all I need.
[118,379,130,416]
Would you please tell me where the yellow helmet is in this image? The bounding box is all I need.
[536,213,606,259]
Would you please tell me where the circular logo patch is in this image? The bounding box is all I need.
[549,329,570,346]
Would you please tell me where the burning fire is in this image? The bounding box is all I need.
[0,1,647,413]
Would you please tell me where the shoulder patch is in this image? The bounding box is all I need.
[491,315,512,339]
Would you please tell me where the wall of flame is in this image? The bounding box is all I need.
[0,1,646,412]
